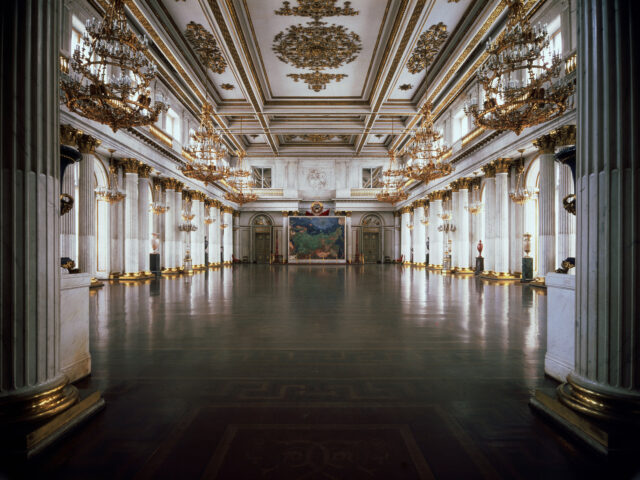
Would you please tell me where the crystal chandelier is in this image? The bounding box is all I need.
[150,182,169,214]
[509,149,537,203]
[465,182,483,215]
[180,101,230,185]
[464,0,574,135]
[60,0,168,132]
[376,151,408,205]
[404,102,453,184]
[178,198,198,232]
[95,152,126,203]
[438,194,456,233]
[204,202,216,225]
[225,151,258,205]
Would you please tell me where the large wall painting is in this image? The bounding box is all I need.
[288,216,346,263]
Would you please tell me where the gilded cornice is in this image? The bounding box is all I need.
[137,164,152,178]
[494,158,512,174]
[120,158,141,174]
[481,163,496,178]
[60,124,81,146]
[76,133,101,154]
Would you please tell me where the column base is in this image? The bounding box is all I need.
[1,391,105,459]
[181,266,194,275]
[480,271,521,281]
[452,267,475,275]
[119,272,153,281]
[108,271,121,280]
[89,278,104,288]
[412,262,426,267]
[427,264,443,271]
[530,389,640,456]
[193,264,207,271]
[222,261,233,266]
[161,267,181,276]
[530,277,547,288]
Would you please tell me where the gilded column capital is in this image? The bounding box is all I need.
[120,158,141,174]
[76,133,101,154]
[481,163,496,178]
[428,190,446,201]
[137,164,152,178]
[458,177,472,190]
[533,132,557,154]
[212,199,222,208]
[494,158,512,174]
[233,211,240,218]
[449,180,460,192]
[400,206,413,214]
[175,181,185,193]
[553,124,576,147]
[182,189,193,201]
[413,199,427,208]
[152,176,165,190]
[221,205,234,214]
[281,211,289,217]
[393,210,401,217]
[162,177,178,190]
[60,124,81,146]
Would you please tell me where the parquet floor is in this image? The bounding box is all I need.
[4,265,637,479]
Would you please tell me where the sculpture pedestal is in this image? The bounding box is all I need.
[61,272,92,383]
[474,257,484,276]
[521,257,534,282]
[442,254,452,273]
[150,253,160,275]
[544,273,576,382]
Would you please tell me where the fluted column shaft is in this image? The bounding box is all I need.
[138,174,151,274]
[400,209,411,264]
[537,152,556,277]
[0,0,78,411]
[450,192,460,268]
[510,169,524,273]
[109,168,124,276]
[164,188,176,270]
[282,214,289,262]
[495,171,510,274]
[233,214,240,262]
[394,213,400,261]
[123,168,139,276]
[175,191,184,268]
[559,0,640,419]
[458,188,470,269]
[77,136,99,278]
[60,164,76,259]
[482,177,496,272]
[556,163,576,263]
[413,205,426,265]
[224,211,233,263]
[430,200,443,267]
[191,198,202,267]
[213,206,221,264]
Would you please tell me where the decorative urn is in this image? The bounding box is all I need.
[151,233,160,253]
[477,239,483,257]
[523,233,532,257]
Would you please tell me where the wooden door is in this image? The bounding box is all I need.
[254,232,271,263]
[362,231,379,263]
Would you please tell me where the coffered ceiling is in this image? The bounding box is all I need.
[139,0,500,156]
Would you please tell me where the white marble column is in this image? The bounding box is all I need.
[471,180,483,263]
[0,0,80,422]
[481,165,496,273]
[137,165,152,275]
[121,159,140,278]
[212,203,221,265]
[493,159,511,275]
[109,165,124,277]
[191,195,203,268]
[400,207,412,264]
[393,211,400,261]
[163,180,177,272]
[77,134,100,280]
[174,184,185,269]
[509,166,524,274]
[429,193,444,267]
[556,161,576,264]
[458,179,471,270]
[412,201,426,265]
[233,212,240,262]
[282,212,290,262]
[532,135,557,280]
[556,0,640,430]
[450,188,460,269]
[60,167,76,259]
[222,208,233,263]
[345,213,353,262]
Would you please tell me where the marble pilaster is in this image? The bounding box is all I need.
[77,134,100,281]
[533,135,557,280]
[60,158,77,260]
[162,180,177,272]
[428,192,444,268]
[109,165,124,277]
[137,165,152,275]
[493,159,511,275]
[556,162,576,265]
[450,187,460,269]
[412,201,426,266]
[121,159,140,278]
[400,207,412,264]
[458,179,471,270]
[282,212,290,263]
[393,212,400,261]
[481,164,496,273]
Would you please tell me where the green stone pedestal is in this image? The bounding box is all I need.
[475,257,484,276]
[521,257,533,282]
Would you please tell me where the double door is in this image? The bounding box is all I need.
[254,232,271,263]
[362,230,380,263]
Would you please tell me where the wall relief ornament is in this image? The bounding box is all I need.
[306,168,328,189]
[284,134,349,143]
[185,22,227,74]
[407,23,448,74]
[273,0,361,91]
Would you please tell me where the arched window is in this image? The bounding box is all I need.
[360,213,383,227]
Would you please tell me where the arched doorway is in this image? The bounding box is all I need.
[360,214,383,263]
[252,214,273,263]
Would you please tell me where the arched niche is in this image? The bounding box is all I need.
[250,213,274,263]
[359,213,383,263]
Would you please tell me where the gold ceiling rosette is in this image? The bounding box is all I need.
[403,102,454,185]
[184,22,227,74]
[464,0,574,135]
[179,101,230,186]
[60,0,167,132]
[273,0,361,92]
[407,23,449,74]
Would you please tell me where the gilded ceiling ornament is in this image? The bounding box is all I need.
[275,0,358,20]
[288,71,348,92]
[407,23,448,74]
[399,83,413,91]
[273,21,361,70]
[184,22,227,74]
[220,83,235,90]
[284,134,348,142]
